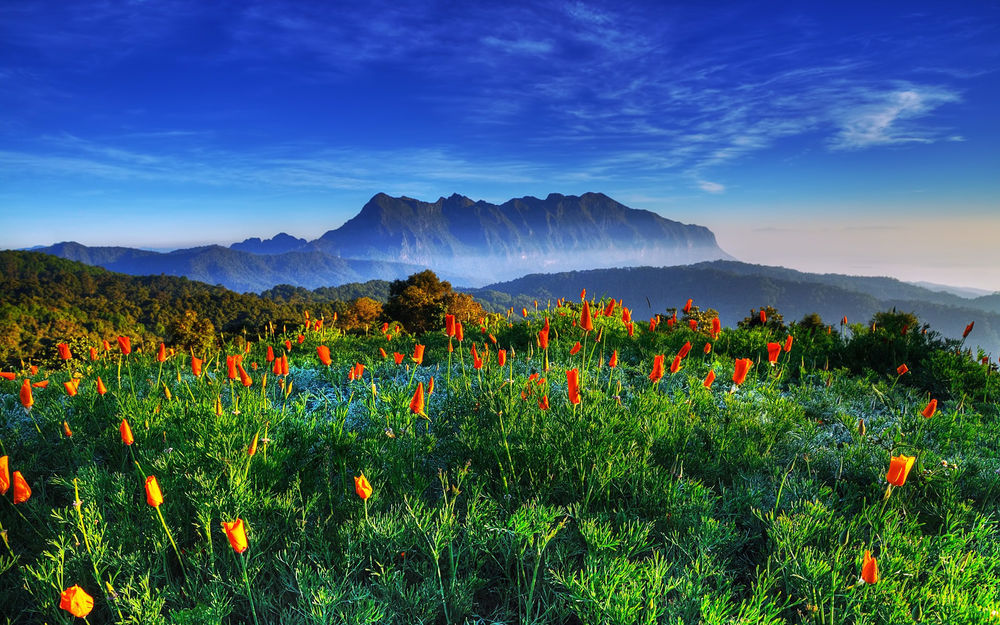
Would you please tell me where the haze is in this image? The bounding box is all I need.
[1,2,998,290]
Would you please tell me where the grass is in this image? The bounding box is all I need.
[1,300,999,624]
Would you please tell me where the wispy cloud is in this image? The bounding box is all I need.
[828,85,961,150]
[698,180,725,194]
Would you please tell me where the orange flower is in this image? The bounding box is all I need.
[569,341,581,355]
[20,378,33,409]
[683,298,692,314]
[120,419,134,445]
[521,307,528,318]
[608,350,618,368]
[921,399,937,418]
[670,354,682,374]
[538,395,549,410]
[963,321,974,338]
[580,288,586,300]
[711,317,721,338]
[0,371,14,380]
[538,329,549,349]
[64,380,79,397]
[355,472,372,500]
[896,364,909,376]
[566,369,581,404]
[841,316,848,325]
[393,352,404,365]
[13,470,31,504]
[428,376,435,395]
[649,355,665,383]
[32,380,49,388]
[57,343,72,360]
[580,300,594,332]
[886,454,915,486]
[456,321,464,342]
[767,342,781,364]
[649,318,657,332]
[237,364,252,387]
[284,339,292,351]
[861,550,878,584]
[317,345,332,366]
[297,334,305,344]
[266,345,274,362]
[759,310,767,324]
[102,339,110,351]
[191,356,203,378]
[703,370,716,388]
[604,300,615,317]
[410,382,426,416]
[247,431,259,457]
[89,347,98,361]
[733,358,752,386]
[622,308,631,323]
[226,355,237,380]
[281,355,289,376]
[0,455,8,495]
[688,319,698,331]
[63,420,73,438]
[471,343,484,369]
[222,518,249,553]
[145,475,164,507]
[412,344,425,365]
[60,585,95,618]
[96,376,107,395]
[704,342,712,354]
[498,349,507,367]
[445,314,456,337]
[678,341,692,359]
[157,343,166,363]
[117,336,131,355]
[784,335,794,352]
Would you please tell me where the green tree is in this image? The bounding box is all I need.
[383,270,484,334]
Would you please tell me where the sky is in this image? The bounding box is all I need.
[1,1,999,290]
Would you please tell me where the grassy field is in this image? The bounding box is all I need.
[1,298,999,624]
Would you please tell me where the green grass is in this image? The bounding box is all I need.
[1,301,999,624]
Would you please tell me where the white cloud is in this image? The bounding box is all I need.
[698,180,725,194]
[829,86,961,150]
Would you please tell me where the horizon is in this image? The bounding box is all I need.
[1,2,999,290]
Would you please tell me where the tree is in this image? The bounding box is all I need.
[340,297,383,333]
[383,270,484,334]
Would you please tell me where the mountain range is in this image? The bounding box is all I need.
[33,192,730,291]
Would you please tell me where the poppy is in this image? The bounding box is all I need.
[567,369,581,404]
[89,347,98,361]
[353,362,365,380]
[471,344,484,369]
[145,475,164,507]
[521,307,528,318]
[32,380,49,388]
[226,356,237,380]
[498,349,507,367]
[538,329,549,350]
[317,345,332,366]
[280,355,289,376]
[886,454,915,486]
[0,372,14,380]
[393,352,404,365]
[604,300,615,317]
[649,355,665,383]
[266,345,275,362]
[570,341,582,355]
[683,299,692,314]
[58,343,72,360]
[649,318,657,332]
[841,316,848,325]
[678,342,692,359]
[297,334,305,344]
[60,585,94,618]
[428,376,435,395]
[63,421,73,438]
[0,456,8,495]
[64,380,79,397]
[355,473,373,500]
[622,308,631,323]
[444,314,456,337]
[191,356,203,378]
[117,336,131,355]
[247,432,259,457]
[670,354,682,374]
[538,395,549,410]
[120,419,134,445]
[157,343,166,363]
[921,399,937,418]
[759,310,767,324]
[767,342,781,364]
[963,321,974,338]
[688,319,698,331]
[861,550,878,584]
[733,358,752,386]
[627,322,634,337]
[20,378,33,409]
[784,335,794,352]
[456,322,464,342]
[102,339,111,351]
[410,383,425,416]
[412,344,425,365]
[704,342,712,354]
[580,301,594,332]
[608,350,618,368]
[13,471,30,504]
[896,364,909,376]
[222,518,249,553]
[703,370,716,388]
[710,317,721,338]
[580,288,586,300]
[284,339,292,351]
[96,377,107,395]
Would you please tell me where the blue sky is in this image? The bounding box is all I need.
[1,1,999,289]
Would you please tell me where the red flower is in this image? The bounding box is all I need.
[222,518,249,553]
[566,369,581,404]
[19,378,32,410]
[63,420,73,437]
[861,550,878,584]
[669,354,682,374]
[704,342,712,354]
[649,318,657,332]
[608,350,618,368]
[445,314,456,337]
[538,395,549,410]
[355,473,373,500]
[622,308,631,323]
[428,376,434,394]
[963,321,974,338]
[711,317,721,338]
[0,455,9,495]
[649,355,665,383]
[284,339,292,351]
[89,347,98,361]
[580,288,586,300]
[117,336,131,355]
[497,349,507,367]
[191,356,203,378]
[412,344,425,365]
[678,341,692,359]
[921,399,937,418]
[410,383,426,416]
[896,364,909,376]
[580,301,594,332]
[145,475,163,507]
[886,454,915,486]
[688,319,698,331]
[683,298,692,314]
[759,310,767,324]
[394,352,404,365]
[57,343,72,360]
[703,370,716,388]
[569,341,582,355]
[120,419,134,445]
[538,329,549,350]
[237,364,252,387]
[265,345,274,362]
[60,585,94,618]
[317,345,332,366]
[13,470,31,504]
[226,356,237,380]
[784,335,794,352]
[604,300,615,317]
[97,376,107,395]
[767,342,781,364]
[157,343,166,363]
[733,358,752,386]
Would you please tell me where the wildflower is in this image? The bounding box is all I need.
[266,345,275,362]
[861,550,878,584]
[538,395,549,410]
[60,585,94,618]
[191,356,203,377]
[355,473,372,500]
[538,329,549,349]
[89,347,98,361]
[733,358,753,386]
[767,342,781,364]
[58,343,72,360]
[0,372,14,380]
[222,518,249,553]
[921,399,937,418]
[317,345,332,366]
[784,335,794,352]
[32,380,49,388]
[64,380,79,397]
[226,356,237,380]
[297,334,305,344]
[471,344,484,369]
[567,369,581,404]
[886,454,915,486]
[19,378,33,409]
[63,421,73,437]
[704,342,712,354]
[117,336,131,355]
[649,355,665,383]
[678,342,692,359]
[428,377,435,395]
[670,354,682,374]
[412,344,425,365]
[393,352,404,365]
[759,310,767,324]
[608,350,618,368]
[13,471,31,504]
[683,299,692,314]
[410,383,426,416]
[237,364,252,387]
[963,321,974,338]
[703,370,716,388]
[622,308,631,323]
[580,288,586,300]
[280,355,289,376]
[580,300,594,332]
[284,339,292,351]
[711,317,721,338]
[445,314,456,337]
[0,456,8,495]
[247,432,259,457]
[841,316,848,325]
[649,318,657,332]
[896,364,909,376]
[688,319,698,331]
[498,349,507,367]
[604,300,615,317]
[570,341,581,355]
[157,343,166,363]
[96,377,107,395]
[120,419,134,445]
[456,321,464,342]
[145,475,164,507]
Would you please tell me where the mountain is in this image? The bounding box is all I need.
[909,281,994,299]
[230,232,308,255]
[469,262,1000,356]
[33,242,440,293]
[309,192,731,282]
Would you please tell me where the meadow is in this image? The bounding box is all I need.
[1,295,998,624]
